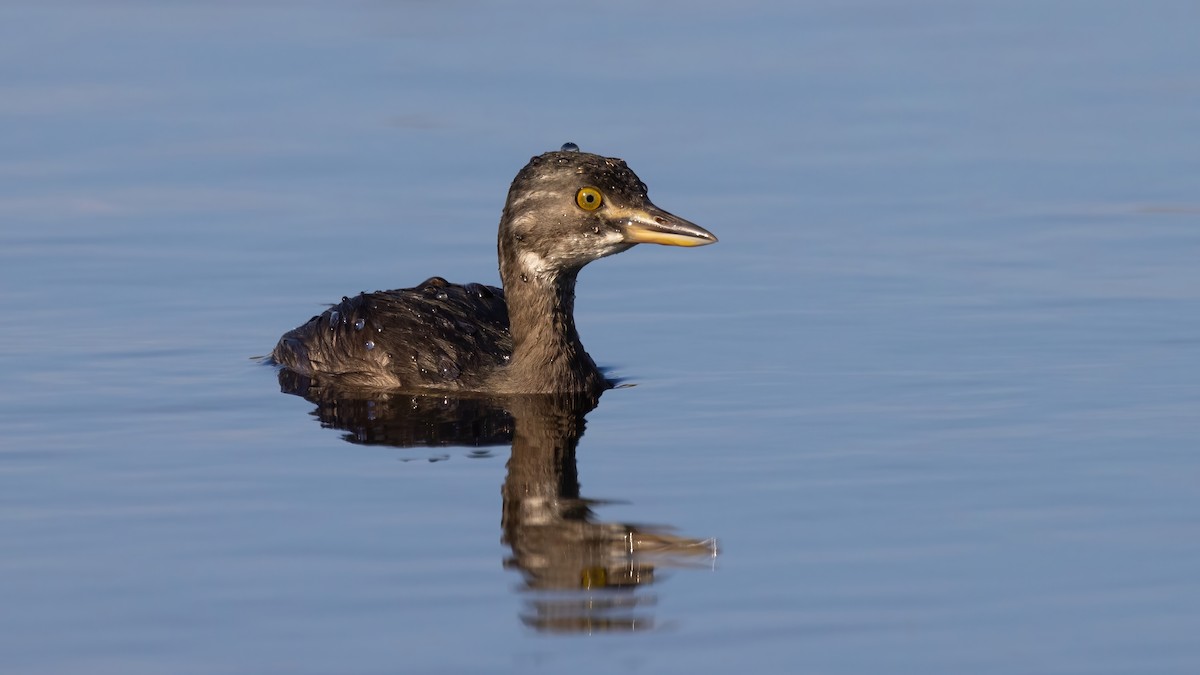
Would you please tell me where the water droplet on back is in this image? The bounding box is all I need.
[435,291,448,300]
[354,318,365,331]
[560,142,579,152]
[364,340,375,351]
[437,356,460,381]
[328,310,339,329]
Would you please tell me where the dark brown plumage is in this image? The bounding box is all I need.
[271,145,716,394]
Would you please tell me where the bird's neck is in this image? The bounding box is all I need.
[499,259,604,393]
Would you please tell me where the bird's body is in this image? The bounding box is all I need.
[272,278,513,391]
[272,145,716,394]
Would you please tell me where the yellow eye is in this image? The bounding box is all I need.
[575,187,603,211]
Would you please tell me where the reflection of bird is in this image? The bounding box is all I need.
[272,144,716,394]
[276,375,720,633]
[498,393,718,633]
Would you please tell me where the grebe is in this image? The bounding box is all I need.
[271,144,716,393]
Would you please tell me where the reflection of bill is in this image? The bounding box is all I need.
[277,371,718,633]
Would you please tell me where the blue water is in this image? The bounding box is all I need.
[3,1,1199,673]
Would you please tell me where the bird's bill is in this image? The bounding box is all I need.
[619,204,717,247]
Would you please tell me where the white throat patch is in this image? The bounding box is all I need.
[518,250,552,281]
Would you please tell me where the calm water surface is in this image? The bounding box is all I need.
[2,1,1199,673]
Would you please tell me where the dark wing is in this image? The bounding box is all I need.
[272,277,511,390]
